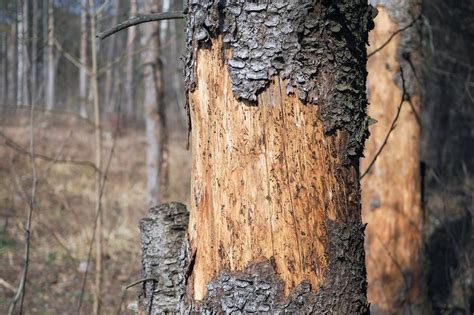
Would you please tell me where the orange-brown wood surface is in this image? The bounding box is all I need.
[362,7,422,312]
[187,40,361,301]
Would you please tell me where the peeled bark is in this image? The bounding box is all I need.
[178,1,375,313]
[362,1,424,313]
[138,203,189,314]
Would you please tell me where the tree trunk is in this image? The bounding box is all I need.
[103,0,119,118]
[31,0,38,103]
[124,0,138,121]
[141,0,167,206]
[8,22,17,105]
[16,0,24,106]
[79,0,88,118]
[361,1,424,314]
[138,203,189,314]
[178,1,375,313]
[46,0,55,110]
[1,33,7,105]
[22,0,29,105]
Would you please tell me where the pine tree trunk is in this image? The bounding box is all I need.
[16,0,24,106]
[1,34,7,105]
[23,0,29,105]
[79,0,88,118]
[103,0,119,119]
[178,1,375,313]
[141,0,167,206]
[125,0,137,121]
[31,0,38,103]
[362,1,424,313]
[46,0,55,110]
[8,22,17,105]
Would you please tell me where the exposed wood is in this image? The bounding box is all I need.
[187,39,363,303]
[362,7,423,313]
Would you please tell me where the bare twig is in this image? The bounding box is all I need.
[0,131,98,172]
[116,277,159,315]
[97,11,184,40]
[0,278,16,292]
[361,68,407,179]
[8,75,38,315]
[368,15,421,58]
[77,87,121,315]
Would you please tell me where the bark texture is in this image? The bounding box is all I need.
[362,1,424,314]
[139,202,189,314]
[180,1,375,313]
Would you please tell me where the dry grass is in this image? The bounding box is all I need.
[0,111,191,314]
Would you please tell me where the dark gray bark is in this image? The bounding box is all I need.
[185,0,376,160]
[177,222,368,314]
[139,202,189,314]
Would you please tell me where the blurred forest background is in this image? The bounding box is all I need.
[0,0,472,314]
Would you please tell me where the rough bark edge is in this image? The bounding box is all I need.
[177,219,369,314]
[139,202,189,314]
[184,0,376,159]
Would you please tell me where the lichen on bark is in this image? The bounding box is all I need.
[185,0,376,158]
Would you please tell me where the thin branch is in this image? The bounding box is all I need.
[368,15,421,58]
[8,75,38,315]
[0,131,98,172]
[77,90,121,315]
[54,38,91,74]
[97,11,184,40]
[2,104,95,126]
[361,68,407,179]
[116,277,158,315]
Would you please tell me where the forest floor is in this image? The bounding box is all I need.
[0,109,472,314]
[0,110,191,314]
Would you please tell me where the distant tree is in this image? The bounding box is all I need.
[361,0,424,313]
[141,0,167,206]
[124,0,138,120]
[45,0,55,110]
[79,0,88,117]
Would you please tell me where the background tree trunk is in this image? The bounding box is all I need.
[31,0,38,103]
[16,0,24,106]
[141,0,167,206]
[178,2,374,313]
[46,0,55,110]
[103,0,119,119]
[79,0,88,118]
[361,1,424,314]
[7,23,17,105]
[124,0,138,121]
